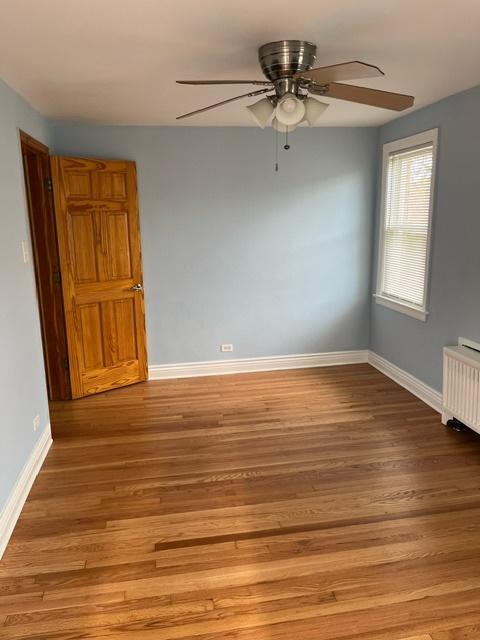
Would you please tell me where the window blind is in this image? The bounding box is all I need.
[380,143,434,308]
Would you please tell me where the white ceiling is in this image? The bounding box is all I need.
[1,0,480,127]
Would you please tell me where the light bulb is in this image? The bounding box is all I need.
[275,93,305,126]
[282,98,297,113]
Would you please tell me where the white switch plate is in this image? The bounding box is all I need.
[220,344,233,352]
[21,241,29,264]
[33,415,40,431]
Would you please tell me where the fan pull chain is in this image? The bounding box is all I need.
[274,125,292,172]
[275,128,279,172]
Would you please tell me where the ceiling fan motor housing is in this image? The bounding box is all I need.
[259,40,316,98]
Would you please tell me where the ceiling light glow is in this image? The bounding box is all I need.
[275,93,305,126]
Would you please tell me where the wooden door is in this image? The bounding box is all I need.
[51,157,147,398]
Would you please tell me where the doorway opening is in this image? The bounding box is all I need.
[20,131,71,400]
[20,135,148,400]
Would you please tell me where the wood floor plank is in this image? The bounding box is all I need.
[2,364,480,639]
[431,626,480,638]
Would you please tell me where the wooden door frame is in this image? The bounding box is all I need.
[20,130,71,400]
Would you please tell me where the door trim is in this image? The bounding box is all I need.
[20,131,71,400]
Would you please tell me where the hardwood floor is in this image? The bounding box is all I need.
[2,364,480,639]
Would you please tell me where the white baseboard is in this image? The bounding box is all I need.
[368,351,442,413]
[0,425,52,559]
[149,350,369,380]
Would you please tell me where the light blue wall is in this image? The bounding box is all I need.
[2,73,479,522]
[50,125,377,364]
[371,85,480,391]
[0,80,51,511]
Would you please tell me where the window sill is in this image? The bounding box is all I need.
[374,294,428,322]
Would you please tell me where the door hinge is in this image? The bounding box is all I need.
[44,177,53,192]
[61,357,69,370]
[53,270,61,284]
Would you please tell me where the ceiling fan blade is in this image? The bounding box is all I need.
[295,61,384,84]
[312,82,414,111]
[177,80,272,86]
[176,88,272,120]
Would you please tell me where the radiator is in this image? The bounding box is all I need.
[443,340,480,433]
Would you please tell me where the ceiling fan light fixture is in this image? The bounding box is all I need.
[303,97,329,126]
[246,97,274,128]
[275,93,305,126]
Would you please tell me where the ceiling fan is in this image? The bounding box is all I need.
[176,40,414,129]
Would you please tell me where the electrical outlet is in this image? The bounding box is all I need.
[33,415,40,432]
[220,344,233,352]
[21,241,29,264]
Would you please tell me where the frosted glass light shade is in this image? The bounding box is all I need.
[275,93,305,126]
[271,118,298,133]
[304,97,329,126]
[246,97,274,128]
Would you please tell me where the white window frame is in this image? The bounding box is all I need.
[375,128,438,322]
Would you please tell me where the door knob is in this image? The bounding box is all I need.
[130,283,143,292]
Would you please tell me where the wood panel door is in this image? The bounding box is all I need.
[51,157,147,398]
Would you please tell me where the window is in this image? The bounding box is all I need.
[375,129,438,321]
